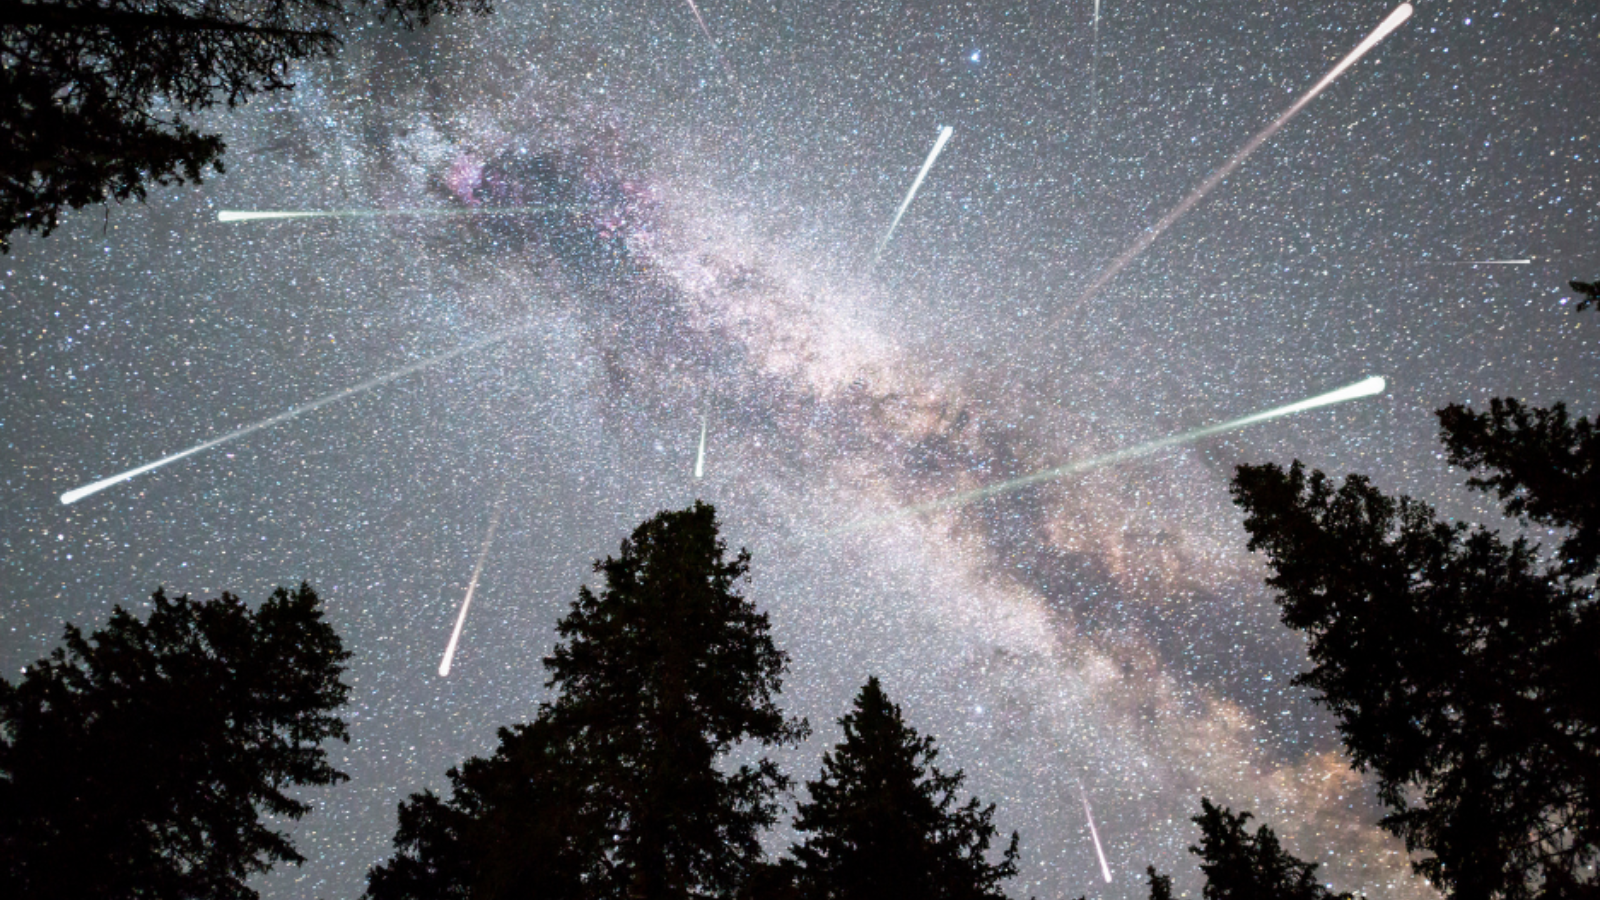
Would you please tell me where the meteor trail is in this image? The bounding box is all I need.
[1056,3,1413,321]
[694,415,708,479]
[60,323,534,505]
[1089,0,1101,142]
[839,375,1386,532]
[875,126,955,262]
[682,0,716,47]
[1435,259,1533,265]
[1080,785,1114,883]
[218,207,561,223]
[439,502,505,678]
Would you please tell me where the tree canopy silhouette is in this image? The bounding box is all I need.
[0,583,351,900]
[367,501,807,900]
[1569,280,1600,312]
[1231,400,1599,900]
[0,0,489,251]
[789,676,1024,900]
[365,717,605,900]
[1146,799,1354,900]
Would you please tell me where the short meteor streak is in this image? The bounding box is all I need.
[839,376,1386,532]
[439,502,505,678]
[1080,785,1114,883]
[1059,3,1413,318]
[218,207,562,223]
[875,126,955,262]
[694,415,708,479]
[1435,259,1533,265]
[60,324,534,505]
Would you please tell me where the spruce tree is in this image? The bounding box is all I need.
[0,584,351,900]
[1189,799,1351,900]
[1144,800,1353,900]
[0,0,489,251]
[1231,400,1600,900]
[365,718,604,900]
[367,501,806,900]
[791,677,1023,900]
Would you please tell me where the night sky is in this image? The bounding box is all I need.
[3,1,1597,898]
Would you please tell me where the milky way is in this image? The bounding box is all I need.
[3,3,1598,899]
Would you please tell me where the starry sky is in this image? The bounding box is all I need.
[3,1,1597,898]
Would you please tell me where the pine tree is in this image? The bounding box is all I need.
[791,677,1023,900]
[1144,800,1353,900]
[367,501,806,900]
[0,0,489,251]
[1189,799,1351,900]
[365,718,604,900]
[0,584,351,900]
[1230,399,1600,900]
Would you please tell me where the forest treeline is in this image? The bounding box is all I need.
[1,360,1596,899]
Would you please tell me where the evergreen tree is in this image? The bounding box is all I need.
[367,501,806,900]
[1188,799,1351,900]
[365,718,604,900]
[1144,800,1353,900]
[791,677,1023,900]
[1230,400,1600,900]
[0,0,489,251]
[1569,280,1600,313]
[0,584,351,900]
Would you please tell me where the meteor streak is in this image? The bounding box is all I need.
[1435,259,1533,265]
[694,415,708,479]
[839,376,1386,532]
[1090,0,1102,141]
[875,126,955,262]
[60,323,534,505]
[1080,785,1114,883]
[1058,3,1413,319]
[218,207,561,223]
[439,502,505,678]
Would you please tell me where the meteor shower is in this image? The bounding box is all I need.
[3,2,1596,900]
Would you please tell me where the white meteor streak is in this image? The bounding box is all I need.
[218,207,560,223]
[438,502,505,678]
[1080,786,1114,883]
[695,415,708,479]
[1061,3,1413,317]
[1090,0,1102,140]
[682,0,716,47]
[839,376,1386,532]
[60,324,533,505]
[1436,259,1533,265]
[875,126,955,261]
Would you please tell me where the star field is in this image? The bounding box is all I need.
[2,1,1597,898]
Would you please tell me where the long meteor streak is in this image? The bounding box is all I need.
[1061,3,1413,317]
[1436,259,1533,265]
[1080,785,1114,883]
[439,502,506,678]
[60,324,534,505]
[840,376,1386,532]
[695,415,708,479]
[218,207,562,223]
[875,126,955,261]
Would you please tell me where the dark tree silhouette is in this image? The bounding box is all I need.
[790,676,1023,900]
[1231,400,1600,900]
[1188,799,1353,900]
[0,583,351,900]
[364,718,604,900]
[1144,800,1353,900]
[1437,398,1600,578]
[1570,280,1599,312]
[1146,867,1175,900]
[0,0,489,251]
[367,501,806,900]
